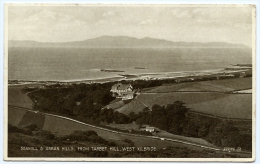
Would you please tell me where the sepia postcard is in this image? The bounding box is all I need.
[4,4,256,162]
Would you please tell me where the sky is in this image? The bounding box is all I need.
[7,5,253,46]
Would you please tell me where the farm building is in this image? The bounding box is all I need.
[145,126,155,132]
[110,83,134,100]
[140,126,155,133]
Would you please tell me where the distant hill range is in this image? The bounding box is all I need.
[9,36,249,48]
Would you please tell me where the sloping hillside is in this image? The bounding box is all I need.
[8,86,34,109]
[145,78,252,93]
[116,92,252,119]
[9,108,209,150]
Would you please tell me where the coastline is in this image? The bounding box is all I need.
[8,66,252,85]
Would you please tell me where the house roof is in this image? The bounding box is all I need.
[118,84,132,90]
[111,83,132,90]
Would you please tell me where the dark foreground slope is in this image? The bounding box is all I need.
[8,124,251,158]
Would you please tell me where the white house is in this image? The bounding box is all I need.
[110,83,134,100]
[145,127,155,132]
[110,83,133,93]
[140,126,155,133]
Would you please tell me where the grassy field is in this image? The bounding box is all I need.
[18,112,45,128]
[116,78,252,118]
[8,85,45,128]
[115,99,146,114]
[155,130,215,147]
[107,123,140,131]
[116,92,252,119]
[8,107,27,126]
[138,92,227,107]
[187,94,252,119]
[8,85,34,109]
[106,100,126,109]
[117,92,227,115]
[8,107,46,128]
[145,78,252,93]
[107,123,215,147]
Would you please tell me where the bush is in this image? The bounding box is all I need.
[34,130,55,140]
[8,124,32,135]
[123,139,134,146]
[135,101,188,135]
[19,124,38,131]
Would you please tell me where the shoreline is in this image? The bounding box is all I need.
[8,67,252,85]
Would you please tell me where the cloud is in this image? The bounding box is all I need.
[8,6,252,46]
[139,19,157,25]
[171,7,252,28]
[25,9,56,22]
[24,9,76,24]
[172,9,192,18]
[192,8,225,19]
[95,20,106,26]
[102,11,115,17]
[26,14,40,22]
[59,14,74,22]
[192,7,251,21]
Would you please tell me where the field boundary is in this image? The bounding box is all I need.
[188,110,252,122]
[135,94,252,121]
[142,90,252,94]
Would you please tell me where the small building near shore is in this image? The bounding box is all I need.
[239,72,247,78]
[216,74,235,80]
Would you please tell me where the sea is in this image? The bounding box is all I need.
[8,47,252,82]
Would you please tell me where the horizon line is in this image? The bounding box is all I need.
[7,35,250,47]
